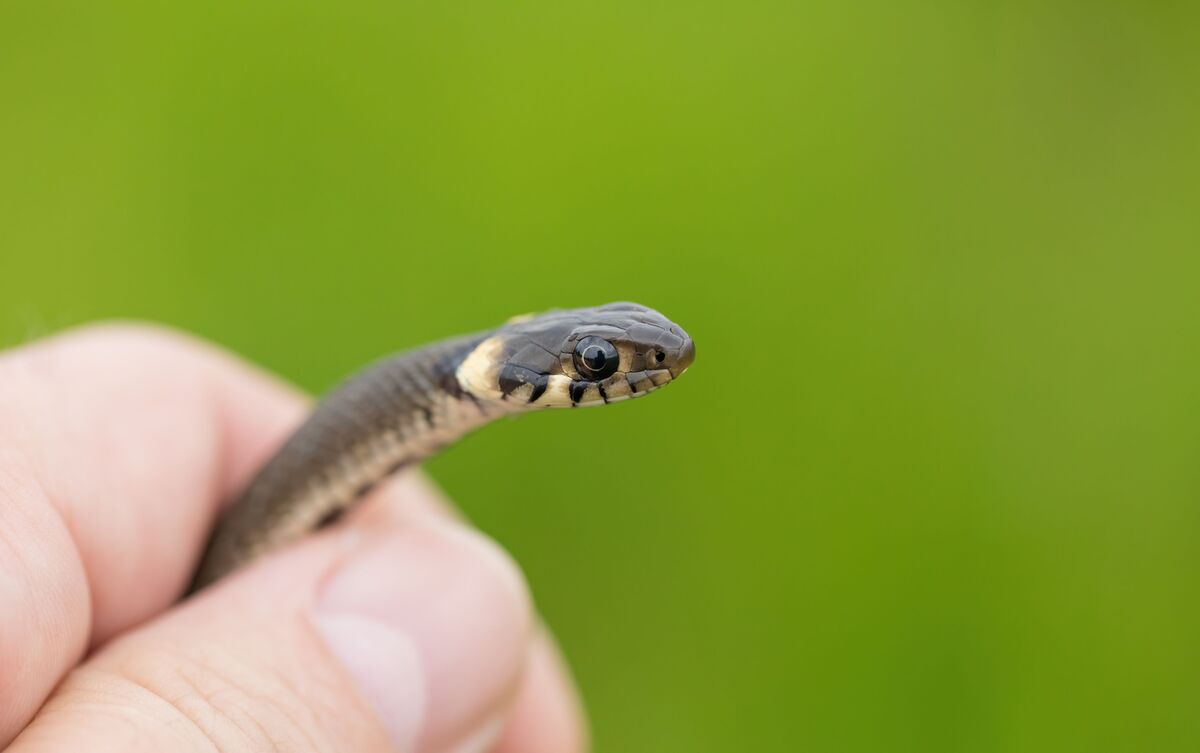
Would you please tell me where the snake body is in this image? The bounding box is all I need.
[191,302,694,590]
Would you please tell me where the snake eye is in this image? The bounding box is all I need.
[573,336,619,380]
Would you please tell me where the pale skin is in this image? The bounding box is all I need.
[0,324,588,753]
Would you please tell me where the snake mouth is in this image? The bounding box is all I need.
[622,368,673,398]
[514,367,675,408]
[569,367,674,406]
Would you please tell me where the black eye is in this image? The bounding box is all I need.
[573,336,620,380]
[653,350,666,364]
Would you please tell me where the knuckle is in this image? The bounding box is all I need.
[49,641,354,753]
[0,320,212,406]
[56,320,199,353]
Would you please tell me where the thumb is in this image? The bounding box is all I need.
[9,516,533,753]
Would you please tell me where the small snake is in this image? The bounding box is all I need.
[190,302,695,591]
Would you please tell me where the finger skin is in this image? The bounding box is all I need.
[353,473,591,752]
[493,631,591,753]
[0,323,305,745]
[0,473,82,744]
[352,472,592,753]
[9,515,532,753]
[0,323,307,633]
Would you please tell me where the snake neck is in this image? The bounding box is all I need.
[190,332,509,590]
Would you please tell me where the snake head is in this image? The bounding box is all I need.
[457,302,695,408]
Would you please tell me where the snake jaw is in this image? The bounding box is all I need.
[526,368,675,408]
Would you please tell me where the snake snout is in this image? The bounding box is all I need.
[675,337,696,375]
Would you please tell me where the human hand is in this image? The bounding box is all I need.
[0,324,586,752]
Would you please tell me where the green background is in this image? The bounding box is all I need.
[3,2,1198,751]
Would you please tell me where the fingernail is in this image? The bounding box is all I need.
[313,521,532,752]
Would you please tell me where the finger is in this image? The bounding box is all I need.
[331,478,592,751]
[9,512,533,753]
[493,631,590,753]
[354,472,591,752]
[0,323,305,744]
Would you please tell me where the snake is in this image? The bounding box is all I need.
[190,302,695,591]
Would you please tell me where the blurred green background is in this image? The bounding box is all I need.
[3,1,1198,751]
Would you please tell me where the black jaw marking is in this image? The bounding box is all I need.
[597,383,609,403]
[528,374,549,403]
[499,364,546,401]
[569,380,588,405]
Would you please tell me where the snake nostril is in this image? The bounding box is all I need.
[654,351,666,364]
